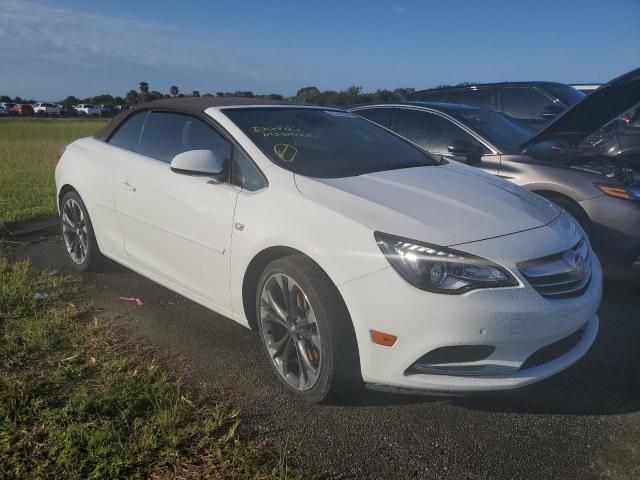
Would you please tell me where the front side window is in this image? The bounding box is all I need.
[355,108,393,129]
[449,109,534,153]
[224,108,437,178]
[395,108,488,155]
[138,112,229,164]
[501,87,551,120]
[108,111,147,151]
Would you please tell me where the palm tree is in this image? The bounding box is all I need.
[139,82,149,103]
[170,85,179,97]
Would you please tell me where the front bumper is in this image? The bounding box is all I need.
[338,224,603,393]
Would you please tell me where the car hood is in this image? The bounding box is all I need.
[519,67,640,151]
[294,162,560,247]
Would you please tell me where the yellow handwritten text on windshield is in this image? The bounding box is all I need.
[251,126,315,138]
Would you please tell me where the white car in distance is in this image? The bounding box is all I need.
[75,104,101,116]
[55,98,602,402]
[33,102,62,116]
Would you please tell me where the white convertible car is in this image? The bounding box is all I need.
[55,98,602,402]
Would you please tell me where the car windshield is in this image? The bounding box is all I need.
[223,107,438,178]
[543,83,585,106]
[448,108,534,153]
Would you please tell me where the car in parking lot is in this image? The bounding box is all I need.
[33,102,62,116]
[0,105,7,116]
[0,102,16,113]
[409,81,585,129]
[75,104,101,116]
[351,68,640,272]
[9,104,34,116]
[55,97,601,402]
[98,104,115,117]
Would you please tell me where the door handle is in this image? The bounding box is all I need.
[121,180,136,192]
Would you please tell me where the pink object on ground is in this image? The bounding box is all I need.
[119,296,144,306]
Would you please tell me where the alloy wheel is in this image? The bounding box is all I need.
[259,273,322,391]
[61,198,89,264]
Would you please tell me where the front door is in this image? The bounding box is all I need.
[113,111,238,311]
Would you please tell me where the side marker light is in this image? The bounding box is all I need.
[370,330,397,347]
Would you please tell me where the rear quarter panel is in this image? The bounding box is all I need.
[55,137,121,257]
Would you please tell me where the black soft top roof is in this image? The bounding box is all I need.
[94,97,288,141]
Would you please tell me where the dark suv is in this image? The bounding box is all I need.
[409,82,585,129]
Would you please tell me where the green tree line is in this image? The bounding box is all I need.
[2,82,420,108]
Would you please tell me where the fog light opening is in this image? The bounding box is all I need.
[406,345,497,376]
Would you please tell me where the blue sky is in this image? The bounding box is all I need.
[0,0,638,100]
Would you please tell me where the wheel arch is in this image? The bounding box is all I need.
[242,246,309,330]
[58,184,80,210]
[243,245,365,399]
[532,189,592,232]
[57,184,104,251]
[241,245,352,332]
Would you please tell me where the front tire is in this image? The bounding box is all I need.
[60,191,103,271]
[256,255,361,403]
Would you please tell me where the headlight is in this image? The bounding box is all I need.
[594,183,640,201]
[374,232,518,294]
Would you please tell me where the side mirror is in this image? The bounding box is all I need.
[541,104,564,119]
[447,139,484,165]
[170,150,226,178]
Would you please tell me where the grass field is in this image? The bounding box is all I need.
[0,118,107,224]
[0,257,297,479]
[0,118,298,478]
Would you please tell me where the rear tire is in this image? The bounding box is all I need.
[60,191,104,272]
[256,255,361,403]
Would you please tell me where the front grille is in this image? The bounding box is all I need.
[520,324,587,370]
[518,237,592,299]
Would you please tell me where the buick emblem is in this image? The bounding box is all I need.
[572,253,586,276]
